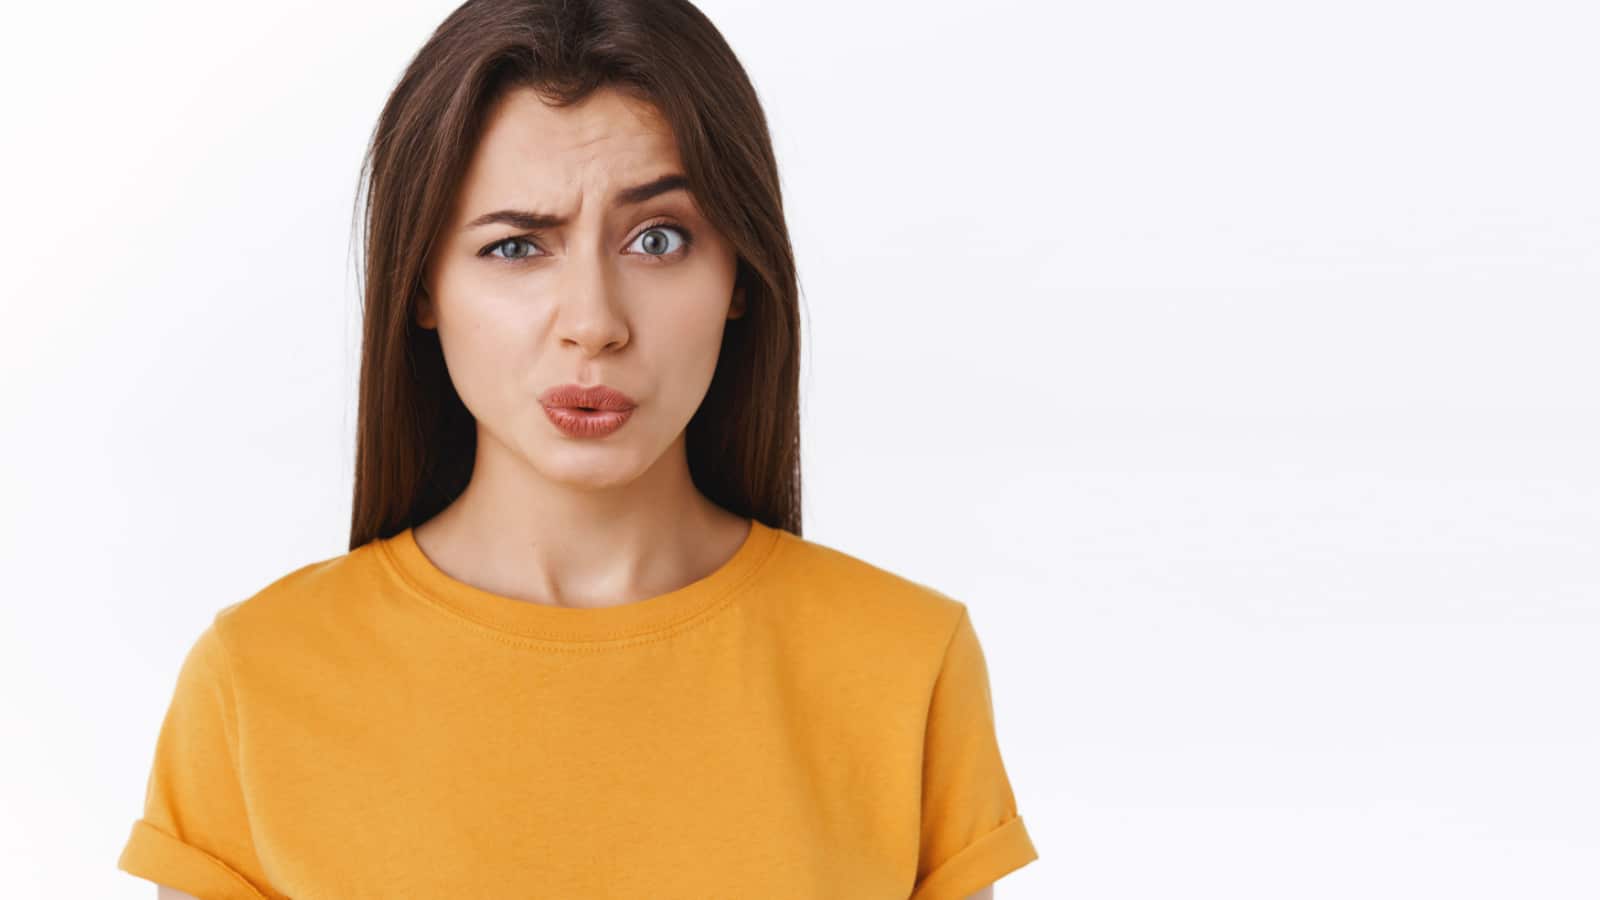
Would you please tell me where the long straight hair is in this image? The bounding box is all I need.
[346,0,803,551]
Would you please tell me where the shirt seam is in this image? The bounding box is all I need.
[204,614,273,871]
[926,602,971,713]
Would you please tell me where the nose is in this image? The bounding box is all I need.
[553,243,630,356]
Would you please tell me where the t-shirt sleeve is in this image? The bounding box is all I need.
[117,619,280,899]
[909,604,1039,900]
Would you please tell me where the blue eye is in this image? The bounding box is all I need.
[485,236,540,262]
[479,219,695,265]
[627,223,693,259]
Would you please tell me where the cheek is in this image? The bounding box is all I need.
[435,303,528,413]
[646,300,731,406]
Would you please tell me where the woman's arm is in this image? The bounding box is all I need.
[966,886,995,900]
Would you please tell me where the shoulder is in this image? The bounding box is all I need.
[206,539,388,662]
[766,528,971,660]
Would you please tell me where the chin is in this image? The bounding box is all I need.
[530,444,652,492]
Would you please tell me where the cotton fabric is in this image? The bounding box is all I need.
[117,518,1037,898]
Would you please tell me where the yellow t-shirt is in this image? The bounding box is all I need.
[118,518,1038,898]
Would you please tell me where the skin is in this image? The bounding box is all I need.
[156,85,997,900]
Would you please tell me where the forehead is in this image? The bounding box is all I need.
[460,85,681,200]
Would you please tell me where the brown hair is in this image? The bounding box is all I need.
[346,0,804,551]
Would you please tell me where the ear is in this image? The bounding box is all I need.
[727,282,747,320]
[416,285,437,330]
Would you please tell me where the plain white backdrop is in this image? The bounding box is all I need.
[2,0,1596,896]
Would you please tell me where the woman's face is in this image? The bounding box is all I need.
[420,85,744,492]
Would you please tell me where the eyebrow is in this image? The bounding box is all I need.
[464,173,690,231]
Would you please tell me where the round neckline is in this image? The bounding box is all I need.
[376,517,783,645]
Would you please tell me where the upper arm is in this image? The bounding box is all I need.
[911,605,1037,899]
[965,887,996,900]
[158,887,203,900]
[118,622,276,897]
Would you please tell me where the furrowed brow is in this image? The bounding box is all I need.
[465,173,690,231]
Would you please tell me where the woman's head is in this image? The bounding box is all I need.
[420,85,748,520]
[348,0,802,550]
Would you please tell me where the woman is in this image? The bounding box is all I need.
[117,0,1037,897]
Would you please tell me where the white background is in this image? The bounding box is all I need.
[2,0,1596,897]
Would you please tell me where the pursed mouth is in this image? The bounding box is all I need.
[546,404,634,413]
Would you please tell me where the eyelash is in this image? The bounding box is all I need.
[478,218,695,265]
